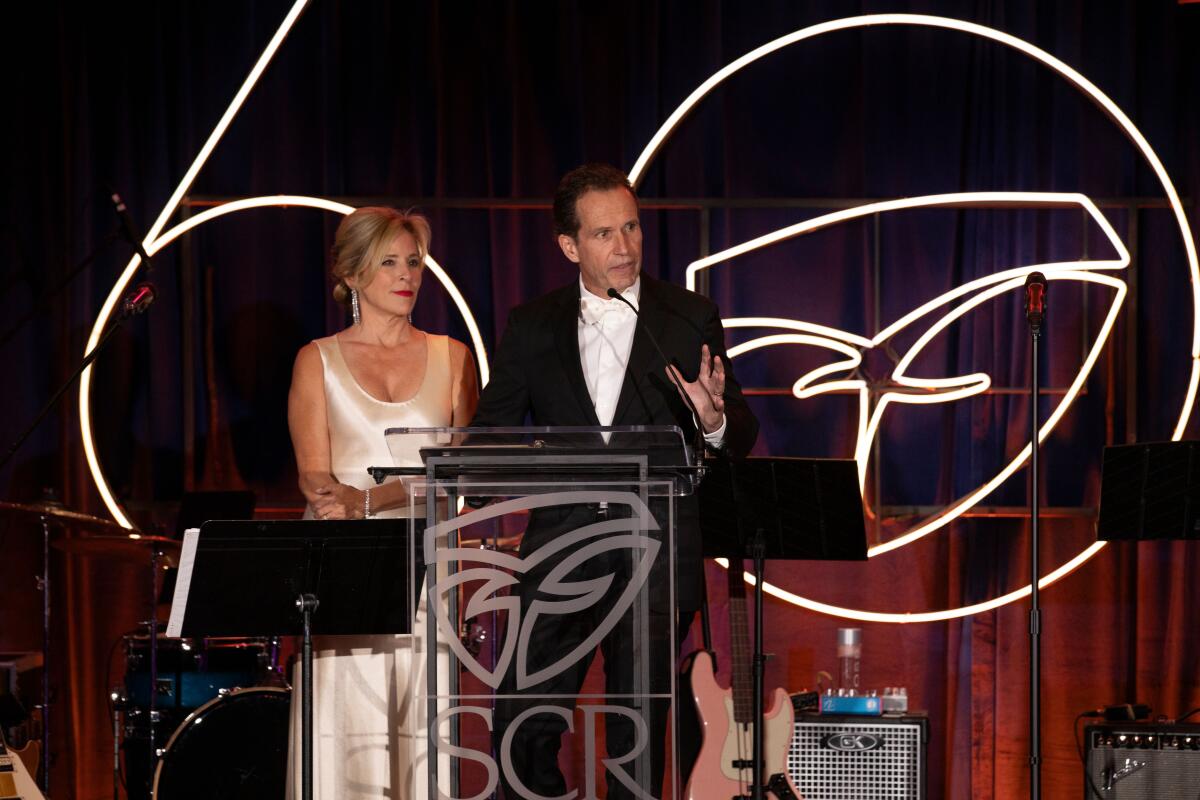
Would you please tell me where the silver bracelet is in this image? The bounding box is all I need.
[363,487,372,518]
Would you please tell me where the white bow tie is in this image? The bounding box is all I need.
[580,291,637,326]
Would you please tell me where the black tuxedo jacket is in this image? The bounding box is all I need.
[471,275,758,611]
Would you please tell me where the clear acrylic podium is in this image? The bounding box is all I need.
[375,425,698,800]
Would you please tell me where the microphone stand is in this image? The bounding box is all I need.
[1,192,155,796]
[1024,272,1046,800]
[1,186,149,349]
[2,190,155,470]
[605,288,708,474]
[0,285,155,470]
[607,285,792,796]
[0,229,122,350]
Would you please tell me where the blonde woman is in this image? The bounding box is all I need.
[286,207,477,798]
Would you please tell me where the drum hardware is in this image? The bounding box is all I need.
[118,634,280,800]
[0,499,132,536]
[57,533,178,800]
[266,637,283,683]
[145,545,168,793]
[0,494,140,797]
[460,622,488,658]
[52,534,181,568]
[459,534,521,552]
[109,687,124,800]
[150,686,291,799]
[4,499,282,799]
[457,536,516,666]
[122,636,277,710]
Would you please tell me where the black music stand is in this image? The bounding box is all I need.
[165,520,419,800]
[1097,441,1200,541]
[698,456,867,800]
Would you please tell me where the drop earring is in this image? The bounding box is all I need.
[351,289,361,325]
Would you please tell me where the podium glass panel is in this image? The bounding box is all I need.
[386,426,687,800]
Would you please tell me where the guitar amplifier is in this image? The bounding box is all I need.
[788,713,928,800]
[1084,722,1200,798]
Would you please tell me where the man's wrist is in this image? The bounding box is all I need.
[703,414,728,448]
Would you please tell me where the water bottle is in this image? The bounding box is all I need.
[837,627,862,692]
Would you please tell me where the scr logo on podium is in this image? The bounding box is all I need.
[433,703,656,800]
[425,491,661,690]
[422,490,666,800]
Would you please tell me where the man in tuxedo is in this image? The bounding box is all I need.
[471,163,757,798]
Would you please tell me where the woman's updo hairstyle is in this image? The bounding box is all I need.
[330,207,431,305]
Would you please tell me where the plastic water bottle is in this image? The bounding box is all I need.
[837,628,862,692]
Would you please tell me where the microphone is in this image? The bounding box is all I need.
[121,282,156,317]
[110,190,155,272]
[606,287,709,461]
[1024,271,1047,331]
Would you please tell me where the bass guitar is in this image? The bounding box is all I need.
[682,557,802,799]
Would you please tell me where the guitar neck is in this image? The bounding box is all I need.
[727,557,755,725]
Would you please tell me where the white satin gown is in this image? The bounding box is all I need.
[288,332,453,799]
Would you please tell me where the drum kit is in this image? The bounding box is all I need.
[0,499,290,800]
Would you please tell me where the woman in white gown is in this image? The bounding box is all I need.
[286,207,477,798]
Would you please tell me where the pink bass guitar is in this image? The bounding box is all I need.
[682,557,802,799]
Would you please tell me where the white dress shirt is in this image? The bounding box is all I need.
[577,276,726,445]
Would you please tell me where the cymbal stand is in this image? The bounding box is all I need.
[146,546,165,781]
[37,515,51,796]
[110,691,122,800]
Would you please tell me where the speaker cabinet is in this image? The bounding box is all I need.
[788,714,928,800]
[1084,722,1200,799]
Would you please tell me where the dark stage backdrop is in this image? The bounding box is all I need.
[2,1,1199,797]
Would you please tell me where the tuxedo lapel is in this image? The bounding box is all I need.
[553,287,602,427]
[613,277,670,425]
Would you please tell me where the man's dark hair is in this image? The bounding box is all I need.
[553,163,637,238]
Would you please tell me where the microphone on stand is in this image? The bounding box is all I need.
[121,282,156,317]
[1024,271,1047,331]
[1023,269,1048,800]
[110,190,156,273]
[606,287,710,465]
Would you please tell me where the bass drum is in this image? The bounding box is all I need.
[152,686,290,799]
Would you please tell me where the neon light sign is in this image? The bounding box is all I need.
[628,14,1199,622]
[707,192,1128,555]
[77,0,489,529]
[76,10,1198,625]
